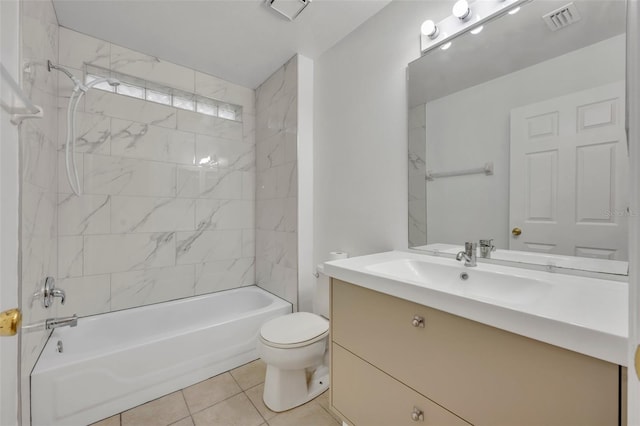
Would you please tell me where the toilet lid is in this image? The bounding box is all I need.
[260,312,329,346]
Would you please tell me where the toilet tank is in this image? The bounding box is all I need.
[312,263,330,319]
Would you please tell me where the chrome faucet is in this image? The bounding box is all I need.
[45,315,77,330]
[479,239,496,259]
[456,242,477,267]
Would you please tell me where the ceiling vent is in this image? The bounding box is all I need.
[266,0,311,21]
[542,2,581,31]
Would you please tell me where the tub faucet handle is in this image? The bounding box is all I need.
[41,277,67,308]
[51,288,66,305]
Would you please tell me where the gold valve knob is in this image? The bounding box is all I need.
[0,308,22,337]
[512,227,522,236]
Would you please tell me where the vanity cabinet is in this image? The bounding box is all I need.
[330,279,622,426]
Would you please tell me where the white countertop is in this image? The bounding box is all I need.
[324,250,628,366]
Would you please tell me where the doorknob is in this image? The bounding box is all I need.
[0,308,22,336]
[512,227,522,236]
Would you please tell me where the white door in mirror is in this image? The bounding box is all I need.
[509,81,628,260]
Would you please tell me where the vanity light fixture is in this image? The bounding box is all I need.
[420,0,530,54]
[452,0,471,21]
[421,20,440,39]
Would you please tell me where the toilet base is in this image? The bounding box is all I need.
[263,364,330,412]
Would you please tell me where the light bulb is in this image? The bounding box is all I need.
[421,20,439,39]
[470,25,484,35]
[440,42,452,51]
[452,0,471,20]
[508,6,520,15]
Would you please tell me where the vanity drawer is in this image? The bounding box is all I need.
[331,343,471,426]
[331,279,619,426]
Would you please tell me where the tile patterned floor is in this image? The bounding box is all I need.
[90,360,342,426]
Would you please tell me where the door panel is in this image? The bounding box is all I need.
[510,81,628,259]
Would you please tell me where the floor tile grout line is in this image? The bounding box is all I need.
[180,390,193,416]
[167,413,193,426]
[186,384,246,417]
[243,388,269,425]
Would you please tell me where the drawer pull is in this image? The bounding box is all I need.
[411,407,425,422]
[412,315,425,328]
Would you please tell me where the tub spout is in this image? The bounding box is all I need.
[45,315,77,330]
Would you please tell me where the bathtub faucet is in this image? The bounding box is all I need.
[45,315,78,330]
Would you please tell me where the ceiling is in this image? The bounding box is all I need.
[52,0,392,89]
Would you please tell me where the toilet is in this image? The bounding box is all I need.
[256,265,331,412]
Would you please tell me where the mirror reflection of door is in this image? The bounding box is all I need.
[406,0,628,264]
[509,81,628,259]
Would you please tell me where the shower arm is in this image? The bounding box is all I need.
[47,60,83,87]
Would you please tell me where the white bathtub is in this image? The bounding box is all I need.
[31,286,291,426]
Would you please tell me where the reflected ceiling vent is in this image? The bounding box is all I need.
[542,2,581,31]
[266,0,311,21]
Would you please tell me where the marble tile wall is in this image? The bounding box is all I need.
[20,0,59,422]
[408,104,427,247]
[255,56,299,308]
[56,28,256,318]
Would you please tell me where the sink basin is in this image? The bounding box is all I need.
[365,259,551,306]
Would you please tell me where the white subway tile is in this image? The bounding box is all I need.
[194,258,255,295]
[242,171,255,200]
[56,275,111,317]
[58,236,83,278]
[111,118,195,164]
[176,229,242,265]
[111,44,195,92]
[195,134,254,171]
[275,162,297,198]
[84,232,176,275]
[255,260,297,309]
[283,197,297,232]
[256,132,286,171]
[111,196,195,233]
[110,265,195,311]
[242,229,255,258]
[256,199,285,231]
[58,193,110,235]
[84,154,176,197]
[176,166,243,199]
[58,152,84,194]
[195,71,255,111]
[195,199,254,231]
[86,91,177,129]
[177,109,242,139]
[58,109,111,154]
[21,123,57,192]
[59,27,110,69]
[256,167,277,200]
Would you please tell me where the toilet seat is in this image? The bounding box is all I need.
[260,312,329,349]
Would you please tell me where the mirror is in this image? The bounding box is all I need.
[408,0,628,274]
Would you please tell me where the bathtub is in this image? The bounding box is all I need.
[31,286,291,426]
